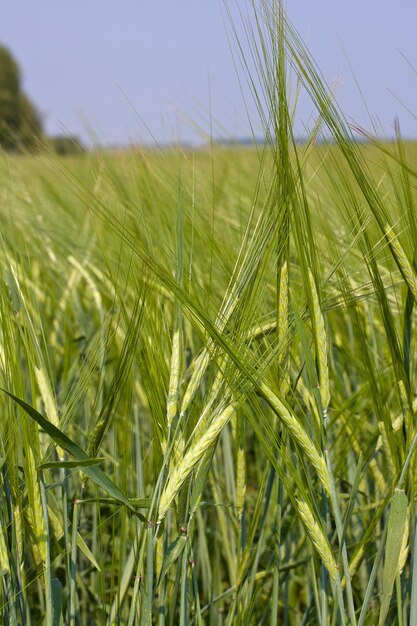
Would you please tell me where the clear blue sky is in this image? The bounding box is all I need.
[1,1,416,145]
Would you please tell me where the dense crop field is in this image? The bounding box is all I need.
[1,5,417,625]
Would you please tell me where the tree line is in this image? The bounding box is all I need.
[0,44,82,154]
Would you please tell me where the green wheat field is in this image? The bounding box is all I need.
[1,4,417,625]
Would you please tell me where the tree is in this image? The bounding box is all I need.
[0,44,43,151]
[49,135,83,155]
[18,92,43,148]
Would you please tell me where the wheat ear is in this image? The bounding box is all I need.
[308,269,330,414]
[385,224,417,299]
[296,499,338,581]
[258,381,331,495]
[158,404,236,520]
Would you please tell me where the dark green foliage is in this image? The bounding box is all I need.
[18,91,43,148]
[0,44,43,151]
[49,135,84,155]
[0,46,20,148]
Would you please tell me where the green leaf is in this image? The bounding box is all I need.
[76,497,151,508]
[1,389,148,523]
[379,488,408,626]
[76,533,101,573]
[39,458,105,471]
[157,534,188,587]
[51,578,62,626]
